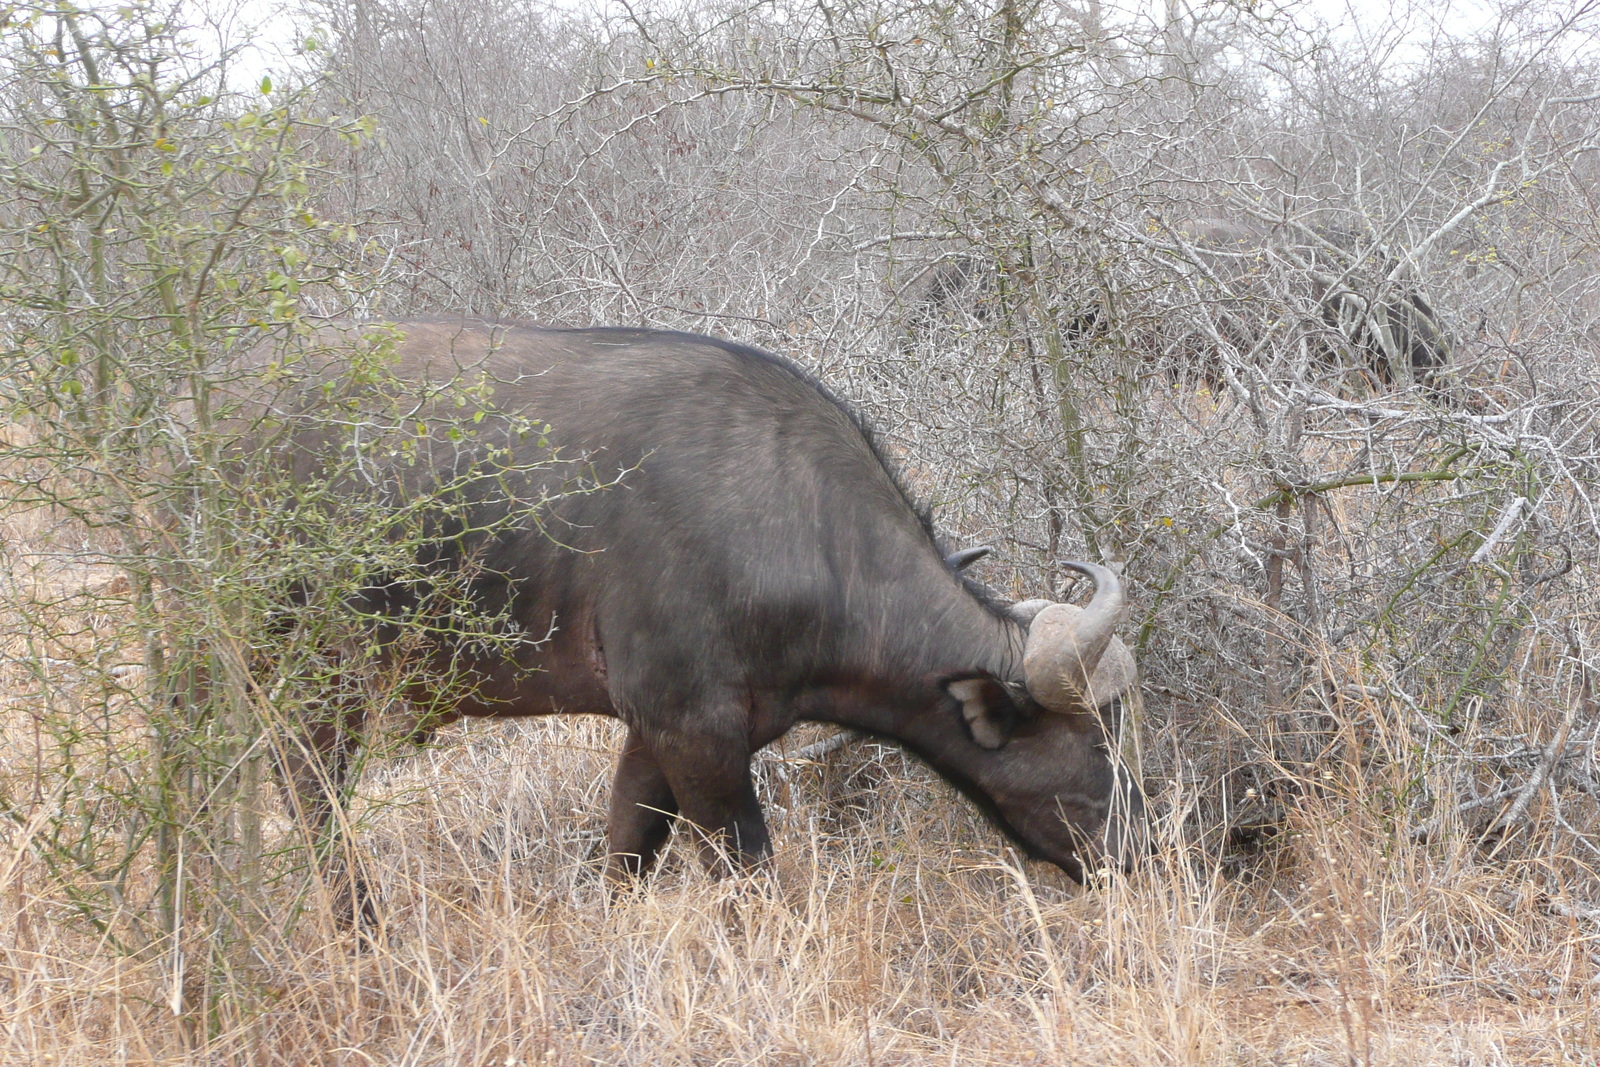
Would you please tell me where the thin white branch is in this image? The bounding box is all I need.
[1468,497,1528,565]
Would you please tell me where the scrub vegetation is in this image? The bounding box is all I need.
[1,0,1597,1062]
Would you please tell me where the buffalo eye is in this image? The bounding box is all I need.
[945,675,1024,750]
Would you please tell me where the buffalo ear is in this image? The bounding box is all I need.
[945,675,1023,750]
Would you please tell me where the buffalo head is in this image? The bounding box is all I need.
[943,561,1146,879]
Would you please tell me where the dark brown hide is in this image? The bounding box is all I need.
[268,320,1145,894]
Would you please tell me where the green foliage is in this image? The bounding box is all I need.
[0,1,555,1033]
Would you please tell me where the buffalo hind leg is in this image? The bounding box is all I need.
[274,703,375,927]
[605,728,679,886]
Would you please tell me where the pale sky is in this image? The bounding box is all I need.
[208,0,1534,95]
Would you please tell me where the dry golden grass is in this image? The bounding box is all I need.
[3,696,1597,1066]
[1,496,1596,1067]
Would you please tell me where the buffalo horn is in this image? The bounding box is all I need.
[946,545,992,571]
[1023,562,1128,713]
[1009,599,1052,626]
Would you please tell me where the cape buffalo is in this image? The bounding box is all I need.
[1173,218,1450,393]
[266,320,1146,893]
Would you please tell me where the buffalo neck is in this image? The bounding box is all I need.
[809,576,1026,734]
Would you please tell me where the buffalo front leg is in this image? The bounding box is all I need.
[648,725,771,878]
[605,727,679,885]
